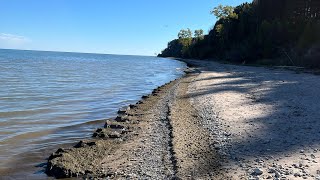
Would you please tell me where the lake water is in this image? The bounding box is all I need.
[0,49,186,179]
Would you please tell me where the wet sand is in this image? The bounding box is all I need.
[46,59,320,179]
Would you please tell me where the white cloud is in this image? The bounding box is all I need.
[0,33,31,48]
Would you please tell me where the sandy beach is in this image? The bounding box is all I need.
[47,59,320,179]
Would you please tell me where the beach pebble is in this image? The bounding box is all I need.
[267,168,276,173]
[284,170,291,175]
[294,172,301,177]
[299,162,303,167]
[251,168,263,176]
[108,131,121,138]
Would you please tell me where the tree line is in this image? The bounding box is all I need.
[158,0,320,68]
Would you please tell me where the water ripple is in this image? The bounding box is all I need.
[0,49,186,177]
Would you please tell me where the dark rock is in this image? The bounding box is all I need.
[74,140,86,148]
[129,104,136,109]
[141,95,148,99]
[104,120,125,129]
[115,115,128,122]
[96,128,103,132]
[251,168,263,176]
[136,100,143,105]
[92,132,98,137]
[115,116,122,121]
[48,148,71,160]
[48,152,62,161]
[117,106,129,115]
[93,128,106,138]
[56,148,67,154]
[46,163,72,179]
[74,140,96,148]
[93,129,106,138]
[268,168,276,173]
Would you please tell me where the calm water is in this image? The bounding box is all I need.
[0,49,185,179]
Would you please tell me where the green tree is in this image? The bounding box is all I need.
[211,5,236,19]
[178,28,193,39]
[194,29,204,40]
[158,0,320,68]
[178,28,193,56]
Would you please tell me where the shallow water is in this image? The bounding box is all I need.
[0,49,185,178]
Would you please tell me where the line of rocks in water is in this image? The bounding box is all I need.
[45,79,179,179]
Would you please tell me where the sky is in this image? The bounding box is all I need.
[0,0,249,56]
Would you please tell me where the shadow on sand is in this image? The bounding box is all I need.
[183,60,320,174]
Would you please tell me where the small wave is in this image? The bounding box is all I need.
[0,108,54,118]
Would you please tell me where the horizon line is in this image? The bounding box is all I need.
[0,48,156,57]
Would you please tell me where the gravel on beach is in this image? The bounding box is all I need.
[47,59,320,179]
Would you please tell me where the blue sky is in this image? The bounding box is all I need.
[0,0,249,55]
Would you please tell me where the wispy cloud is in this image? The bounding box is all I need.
[0,33,31,48]
[0,33,30,42]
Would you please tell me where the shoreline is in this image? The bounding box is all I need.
[46,58,320,179]
[45,65,198,178]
